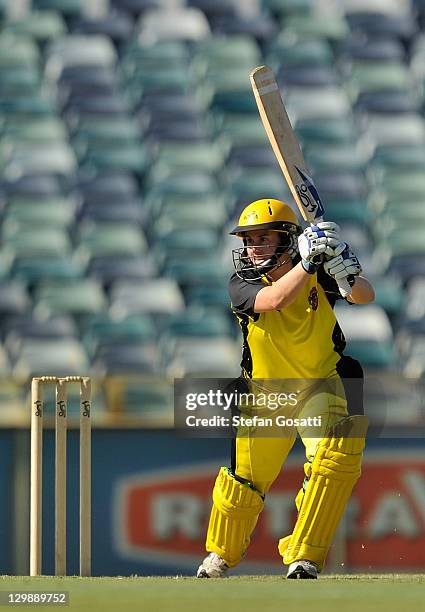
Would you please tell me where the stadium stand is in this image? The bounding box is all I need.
[0,0,423,424]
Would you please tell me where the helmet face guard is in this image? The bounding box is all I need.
[232,228,300,282]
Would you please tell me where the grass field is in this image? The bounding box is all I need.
[0,575,424,612]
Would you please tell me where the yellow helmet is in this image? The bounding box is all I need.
[230,199,300,235]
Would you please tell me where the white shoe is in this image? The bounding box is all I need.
[287,560,318,579]
[196,553,229,578]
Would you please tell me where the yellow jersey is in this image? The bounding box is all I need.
[229,267,347,380]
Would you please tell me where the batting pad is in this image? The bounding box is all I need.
[206,467,264,568]
[279,415,368,572]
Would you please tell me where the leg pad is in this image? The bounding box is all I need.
[206,467,264,568]
[279,415,368,571]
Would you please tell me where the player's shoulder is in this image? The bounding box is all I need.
[228,271,263,292]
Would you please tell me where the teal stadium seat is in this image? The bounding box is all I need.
[11,257,84,284]
[2,227,71,258]
[0,33,40,67]
[281,12,349,42]
[4,197,75,228]
[4,11,67,43]
[75,223,147,260]
[137,7,210,44]
[12,338,89,379]
[32,0,83,18]
[109,279,185,318]
[34,280,106,318]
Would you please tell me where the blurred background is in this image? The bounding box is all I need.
[0,0,424,576]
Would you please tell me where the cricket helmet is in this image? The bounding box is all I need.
[230,199,300,235]
[230,199,302,282]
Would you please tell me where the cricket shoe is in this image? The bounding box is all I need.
[197,553,229,578]
[286,560,318,579]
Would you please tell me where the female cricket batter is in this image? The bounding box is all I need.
[197,198,374,579]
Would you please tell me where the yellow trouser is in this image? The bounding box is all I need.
[235,379,349,495]
[205,377,364,569]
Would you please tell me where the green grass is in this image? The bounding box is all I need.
[0,575,424,612]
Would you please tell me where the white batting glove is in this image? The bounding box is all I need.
[298,222,343,273]
[324,243,362,281]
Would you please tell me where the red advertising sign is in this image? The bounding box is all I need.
[114,450,425,572]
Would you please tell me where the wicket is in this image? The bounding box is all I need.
[30,376,92,577]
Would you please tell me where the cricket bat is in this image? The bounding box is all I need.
[250,65,350,297]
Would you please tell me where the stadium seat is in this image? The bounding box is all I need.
[161,308,233,339]
[87,255,157,285]
[262,0,312,18]
[81,143,148,176]
[76,173,138,201]
[345,11,417,42]
[305,143,366,173]
[0,282,30,315]
[2,118,68,143]
[191,35,260,77]
[166,337,240,377]
[295,117,356,144]
[0,66,41,96]
[341,36,405,63]
[109,278,185,317]
[110,0,174,18]
[3,143,77,177]
[277,65,338,88]
[162,257,229,286]
[3,228,71,258]
[281,13,349,41]
[93,342,160,375]
[12,338,89,378]
[78,201,144,225]
[138,7,211,43]
[4,197,75,228]
[34,280,107,318]
[226,168,289,211]
[1,174,62,198]
[226,145,277,171]
[151,142,224,175]
[102,376,173,417]
[0,33,40,67]
[355,91,419,115]
[74,10,134,45]
[336,303,398,367]
[213,113,268,148]
[4,315,77,350]
[45,35,117,82]
[5,11,67,43]
[286,88,352,120]
[185,284,230,309]
[266,37,333,69]
[11,256,83,285]
[82,313,156,358]
[121,40,189,79]
[75,223,147,259]
[150,195,227,230]
[32,0,83,18]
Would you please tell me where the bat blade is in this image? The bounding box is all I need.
[250,65,351,297]
[250,65,325,223]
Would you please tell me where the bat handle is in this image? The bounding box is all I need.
[337,278,351,298]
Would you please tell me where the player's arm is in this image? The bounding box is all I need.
[346,276,375,304]
[254,262,311,312]
[255,222,342,312]
[324,243,375,305]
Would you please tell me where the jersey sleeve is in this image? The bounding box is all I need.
[228,273,263,318]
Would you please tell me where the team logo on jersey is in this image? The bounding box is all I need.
[308,287,318,311]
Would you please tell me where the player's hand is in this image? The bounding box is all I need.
[324,243,362,281]
[298,222,342,263]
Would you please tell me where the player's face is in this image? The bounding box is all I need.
[245,230,280,265]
